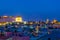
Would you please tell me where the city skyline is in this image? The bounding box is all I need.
[0,0,60,21]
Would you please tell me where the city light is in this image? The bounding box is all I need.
[0,23,2,26]
[0,16,59,40]
[15,16,22,22]
[23,21,27,24]
[51,19,58,24]
[46,19,49,24]
[3,16,8,18]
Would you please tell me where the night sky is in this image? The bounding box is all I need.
[0,0,60,21]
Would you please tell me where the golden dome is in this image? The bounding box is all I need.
[15,16,22,22]
[53,19,57,23]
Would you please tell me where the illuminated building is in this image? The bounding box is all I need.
[2,16,8,22]
[0,16,8,25]
[28,21,33,25]
[52,19,58,24]
[58,22,60,24]
[0,22,8,26]
[46,19,49,24]
[15,16,22,22]
[23,21,27,24]
[53,19,57,23]
[0,23,2,25]
[35,26,39,33]
[9,16,15,22]
[29,22,33,24]
[0,16,23,25]
[3,16,8,18]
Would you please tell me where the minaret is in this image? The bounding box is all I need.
[46,19,50,24]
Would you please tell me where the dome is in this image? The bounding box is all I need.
[15,16,22,22]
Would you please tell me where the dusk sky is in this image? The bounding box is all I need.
[0,0,60,21]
